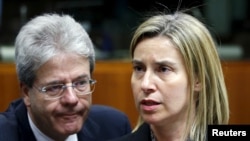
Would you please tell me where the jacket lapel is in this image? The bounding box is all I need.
[77,116,100,141]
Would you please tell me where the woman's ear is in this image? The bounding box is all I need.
[194,78,201,92]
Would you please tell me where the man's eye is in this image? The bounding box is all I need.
[45,85,63,92]
[74,80,88,86]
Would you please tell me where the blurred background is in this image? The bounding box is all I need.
[0,0,249,61]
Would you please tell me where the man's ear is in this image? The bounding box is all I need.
[20,83,31,107]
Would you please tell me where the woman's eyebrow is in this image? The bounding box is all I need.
[155,60,176,66]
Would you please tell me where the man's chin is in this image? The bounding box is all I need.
[63,122,82,133]
[55,121,83,135]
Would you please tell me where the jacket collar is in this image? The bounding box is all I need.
[132,123,151,141]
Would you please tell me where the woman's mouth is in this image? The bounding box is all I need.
[140,99,161,112]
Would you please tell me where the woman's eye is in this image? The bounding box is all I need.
[133,65,144,72]
[158,66,171,73]
[160,67,168,72]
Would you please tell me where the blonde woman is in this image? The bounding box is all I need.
[111,11,229,141]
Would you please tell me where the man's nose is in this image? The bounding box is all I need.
[60,84,79,105]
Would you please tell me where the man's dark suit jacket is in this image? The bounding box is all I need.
[0,98,132,141]
[109,123,151,141]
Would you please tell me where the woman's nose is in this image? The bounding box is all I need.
[140,71,156,94]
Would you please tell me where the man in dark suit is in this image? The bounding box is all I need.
[0,13,131,141]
